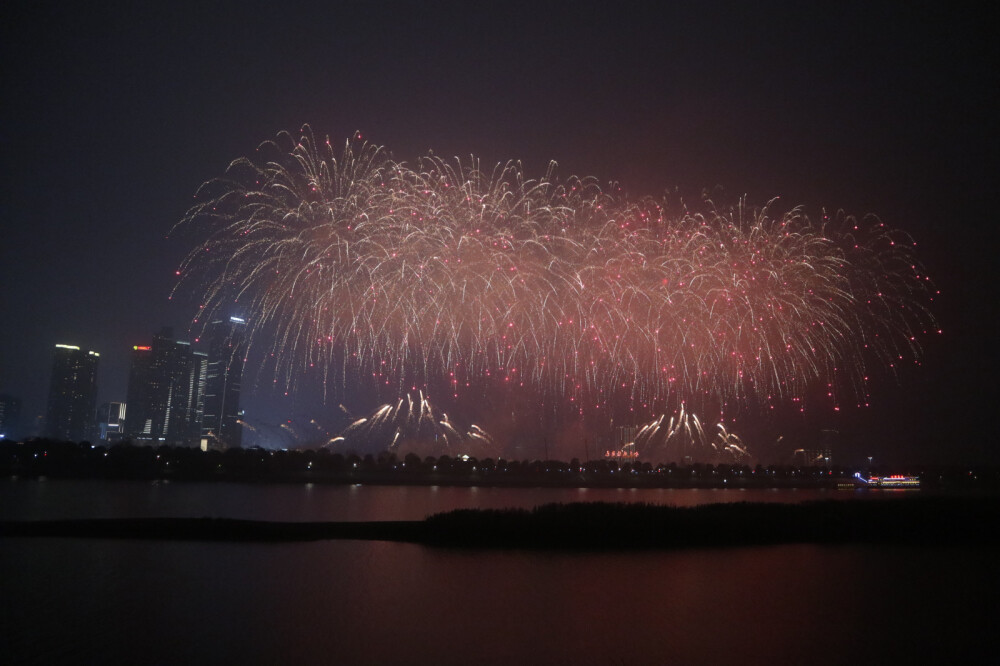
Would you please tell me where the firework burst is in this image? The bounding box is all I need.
[173,127,937,449]
[327,392,494,456]
[629,405,751,463]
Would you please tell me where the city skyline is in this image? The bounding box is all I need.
[26,321,247,450]
[122,327,206,447]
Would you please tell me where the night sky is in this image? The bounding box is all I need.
[2,1,996,463]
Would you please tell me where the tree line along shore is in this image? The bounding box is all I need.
[4,439,999,491]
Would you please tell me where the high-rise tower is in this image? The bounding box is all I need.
[124,344,153,440]
[201,316,247,449]
[45,344,100,442]
[124,328,206,446]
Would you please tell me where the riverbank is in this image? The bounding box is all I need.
[6,439,999,491]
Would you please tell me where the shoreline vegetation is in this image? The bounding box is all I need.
[3,498,1000,549]
[3,439,999,491]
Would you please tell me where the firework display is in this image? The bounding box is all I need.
[632,404,750,462]
[327,391,495,456]
[174,128,937,455]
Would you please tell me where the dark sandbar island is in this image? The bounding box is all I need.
[4,497,999,549]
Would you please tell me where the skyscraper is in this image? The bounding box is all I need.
[201,316,247,449]
[0,394,22,441]
[45,344,100,442]
[124,328,206,446]
[124,344,153,440]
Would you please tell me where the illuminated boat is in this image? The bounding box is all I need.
[840,472,920,489]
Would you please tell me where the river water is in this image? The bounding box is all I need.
[0,478,876,522]
[2,479,995,664]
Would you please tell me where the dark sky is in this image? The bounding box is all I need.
[1,1,996,463]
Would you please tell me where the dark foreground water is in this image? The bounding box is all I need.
[2,480,996,664]
[0,478,877,522]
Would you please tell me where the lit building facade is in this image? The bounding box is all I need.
[201,317,246,449]
[124,328,206,446]
[45,344,100,442]
[124,344,153,439]
[96,401,127,443]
